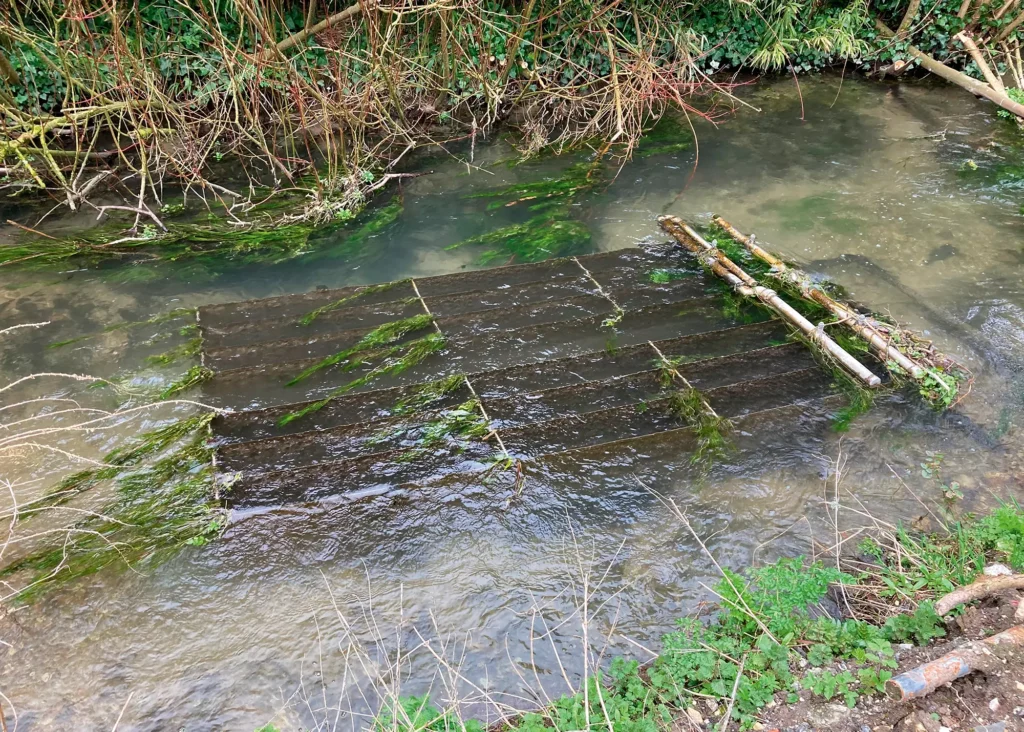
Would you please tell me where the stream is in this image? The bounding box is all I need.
[2,74,1024,730]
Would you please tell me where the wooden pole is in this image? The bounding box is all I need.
[876,20,1024,119]
[658,216,881,388]
[712,216,928,381]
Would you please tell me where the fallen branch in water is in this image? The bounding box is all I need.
[658,215,881,389]
[876,20,1024,119]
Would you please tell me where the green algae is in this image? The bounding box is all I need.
[298,279,411,326]
[369,397,489,459]
[5,413,222,601]
[648,267,692,284]
[146,336,202,368]
[287,314,436,385]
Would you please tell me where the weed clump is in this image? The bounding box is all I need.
[3,413,223,602]
[447,163,599,264]
[667,387,733,469]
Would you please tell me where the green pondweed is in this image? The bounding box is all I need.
[298,279,412,326]
[4,413,223,601]
[648,267,692,284]
[287,314,436,385]
[278,332,448,426]
[654,355,699,388]
[470,162,599,209]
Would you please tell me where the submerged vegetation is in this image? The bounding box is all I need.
[370,398,491,461]
[298,279,411,326]
[1,193,406,280]
[279,316,448,425]
[2,413,224,602]
[447,163,601,264]
[287,314,436,385]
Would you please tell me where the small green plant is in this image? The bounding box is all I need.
[997,88,1024,120]
[804,669,857,707]
[392,374,467,415]
[882,602,946,645]
[373,695,485,732]
[48,307,197,349]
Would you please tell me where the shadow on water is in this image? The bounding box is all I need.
[2,75,1024,729]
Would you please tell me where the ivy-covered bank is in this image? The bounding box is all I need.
[253,504,1024,732]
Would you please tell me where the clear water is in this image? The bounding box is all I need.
[2,75,1024,730]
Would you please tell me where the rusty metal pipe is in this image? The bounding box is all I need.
[885,624,1024,701]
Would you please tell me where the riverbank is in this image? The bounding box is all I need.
[323,503,1024,732]
[3,0,1024,251]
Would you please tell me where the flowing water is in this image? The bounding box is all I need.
[2,75,1024,730]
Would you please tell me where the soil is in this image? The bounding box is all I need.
[754,591,1024,732]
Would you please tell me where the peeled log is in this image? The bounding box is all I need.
[658,215,881,388]
[712,216,928,381]
[876,20,1024,119]
[935,574,1024,615]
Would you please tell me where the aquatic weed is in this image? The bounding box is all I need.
[666,387,733,468]
[392,374,467,415]
[4,414,222,601]
[278,332,448,426]
[298,279,411,326]
[287,314,436,385]
[160,365,214,399]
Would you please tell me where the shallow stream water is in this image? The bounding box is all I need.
[2,75,1024,730]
